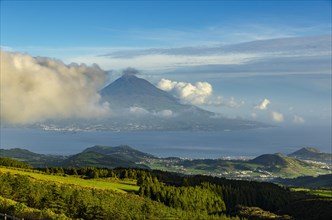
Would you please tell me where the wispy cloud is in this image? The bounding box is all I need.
[92,35,331,74]
[7,35,331,76]
[97,23,331,46]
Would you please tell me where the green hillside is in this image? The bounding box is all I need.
[288,147,332,163]
[83,145,157,162]
[248,153,325,177]
[0,148,66,167]
[0,157,32,169]
[250,153,290,166]
[0,167,242,220]
[0,167,138,193]
[149,153,330,179]
[61,151,149,169]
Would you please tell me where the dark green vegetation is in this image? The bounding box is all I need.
[60,151,149,169]
[0,157,32,169]
[0,164,240,220]
[274,174,332,189]
[233,205,292,220]
[0,157,332,220]
[288,147,332,164]
[83,145,157,161]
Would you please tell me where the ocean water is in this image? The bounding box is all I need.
[0,126,331,158]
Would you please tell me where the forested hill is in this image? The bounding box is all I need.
[60,151,150,169]
[83,145,157,161]
[0,159,331,220]
[0,157,32,169]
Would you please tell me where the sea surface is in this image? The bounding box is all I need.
[1,126,331,158]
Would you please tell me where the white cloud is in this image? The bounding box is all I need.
[158,79,212,105]
[224,97,244,108]
[206,96,244,108]
[157,78,178,91]
[154,109,175,118]
[1,50,111,124]
[129,106,149,115]
[128,107,175,118]
[293,115,305,124]
[271,111,284,123]
[255,98,270,110]
[158,78,244,108]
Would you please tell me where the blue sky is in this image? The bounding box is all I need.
[1,1,331,126]
[1,1,331,47]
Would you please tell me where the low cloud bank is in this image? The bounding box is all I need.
[1,51,111,124]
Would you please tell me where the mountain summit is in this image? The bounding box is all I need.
[288,147,331,163]
[101,74,207,113]
[98,74,265,131]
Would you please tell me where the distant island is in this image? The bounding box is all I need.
[29,74,267,132]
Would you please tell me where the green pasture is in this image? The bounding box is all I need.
[0,167,139,193]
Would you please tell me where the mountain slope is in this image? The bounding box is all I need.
[250,154,291,167]
[61,151,149,169]
[63,145,155,169]
[83,145,157,162]
[34,74,266,131]
[248,153,327,177]
[101,74,212,117]
[97,74,265,131]
[0,148,42,159]
[288,147,331,164]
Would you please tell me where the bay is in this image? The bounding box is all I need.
[1,126,331,158]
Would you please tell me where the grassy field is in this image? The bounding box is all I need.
[291,187,332,198]
[0,167,139,193]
